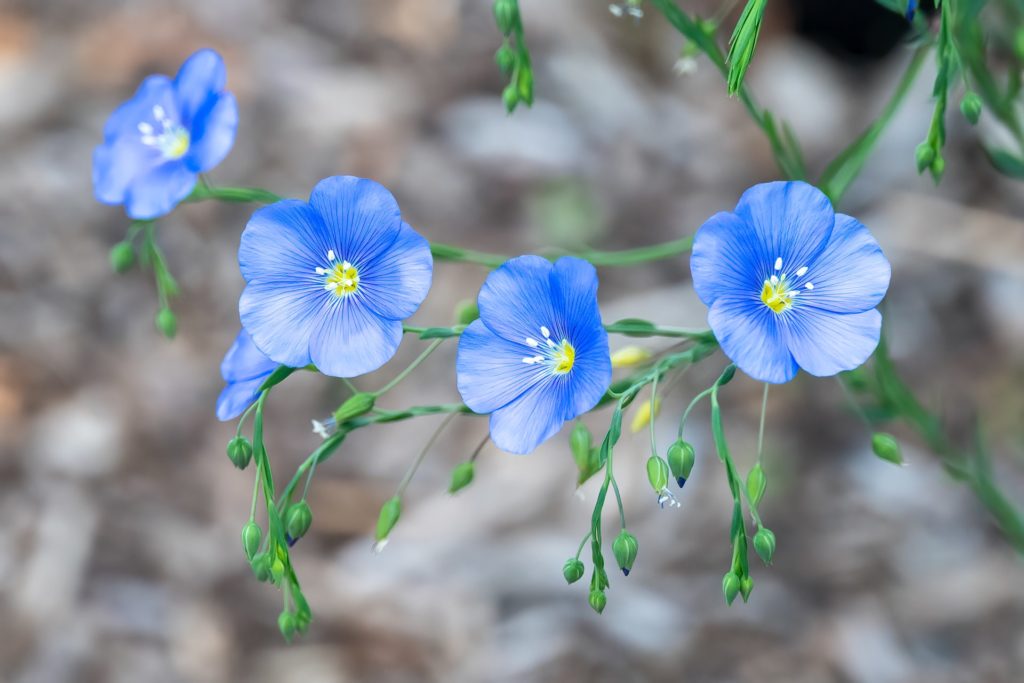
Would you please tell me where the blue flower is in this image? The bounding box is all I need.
[906,1,918,20]
[690,181,890,384]
[217,328,278,421]
[456,256,611,455]
[93,49,238,219]
[239,176,433,378]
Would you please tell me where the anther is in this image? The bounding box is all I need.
[774,257,783,271]
[796,266,808,277]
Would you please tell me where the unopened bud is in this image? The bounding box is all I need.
[871,432,903,465]
[753,527,776,565]
[740,575,754,602]
[929,153,946,183]
[746,463,766,507]
[722,571,740,605]
[667,439,695,487]
[516,67,534,105]
[278,611,297,640]
[251,552,272,582]
[630,398,661,433]
[502,84,519,113]
[285,501,313,541]
[270,558,286,584]
[494,43,516,76]
[612,530,639,576]
[226,436,253,470]
[562,558,585,584]
[960,92,982,125]
[242,521,262,561]
[717,365,736,386]
[915,141,935,174]
[448,461,475,494]
[493,0,518,35]
[610,345,652,368]
[454,298,480,325]
[333,392,375,424]
[646,455,670,493]
[375,496,402,542]
[570,422,592,468]
[588,589,607,614]
[109,241,135,273]
[155,307,177,339]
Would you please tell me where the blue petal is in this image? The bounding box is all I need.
[221,328,277,383]
[239,281,323,368]
[186,92,237,172]
[173,49,226,127]
[707,295,798,383]
[309,176,403,267]
[216,376,265,422]
[734,181,835,279]
[457,319,546,414]
[488,375,569,455]
[477,255,559,344]
[801,214,890,314]
[782,308,881,377]
[356,222,433,321]
[690,211,766,306]
[101,75,177,143]
[309,300,402,378]
[123,159,197,219]
[93,136,162,205]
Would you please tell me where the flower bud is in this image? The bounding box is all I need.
[577,447,602,487]
[960,92,982,125]
[667,439,695,487]
[516,67,533,105]
[929,152,945,183]
[109,241,135,273]
[270,557,286,584]
[570,422,592,468]
[226,436,253,470]
[454,298,480,325]
[753,527,776,565]
[871,432,903,465]
[251,552,272,582]
[155,307,177,339]
[740,575,754,602]
[562,558,585,584]
[915,142,934,173]
[588,589,607,614]
[646,455,670,493]
[722,571,740,605]
[717,365,736,386]
[278,611,297,640]
[242,521,262,561]
[612,530,638,576]
[746,463,766,507]
[333,392,375,424]
[502,84,519,113]
[630,398,661,433]
[375,496,402,542]
[493,0,518,35]
[285,501,313,541]
[448,461,475,494]
[610,345,652,368]
[494,43,516,76]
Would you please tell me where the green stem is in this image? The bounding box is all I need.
[374,338,445,397]
[188,181,282,204]
[756,383,769,464]
[678,386,715,439]
[604,322,714,341]
[575,531,593,561]
[396,412,458,498]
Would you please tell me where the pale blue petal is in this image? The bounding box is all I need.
[220,328,277,383]
[782,308,881,377]
[123,159,196,219]
[102,75,176,142]
[239,281,322,368]
[238,200,325,285]
[308,300,402,378]
[488,376,569,455]
[186,92,237,172]
[216,376,265,422]
[93,136,161,205]
[456,319,547,414]
[708,295,798,384]
[356,222,433,321]
[800,214,891,314]
[309,176,402,267]
[173,49,226,126]
[477,255,558,344]
[690,211,766,306]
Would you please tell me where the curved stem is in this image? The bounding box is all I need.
[575,531,593,560]
[374,338,445,397]
[396,412,458,498]
[756,383,769,464]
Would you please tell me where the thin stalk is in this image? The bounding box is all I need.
[374,339,444,397]
[396,412,459,498]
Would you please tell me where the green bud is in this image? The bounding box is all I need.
[375,496,402,542]
[251,552,272,582]
[722,571,740,605]
[516,67,534,106]
[448,461,475,494]
[562,558,585,584]
[646,455,670,493]
[753,527,776,565]
[270,557,286,584]
[588,589,607,614]
[242,521,262,561]
[871,432,903,465]
[960,92,982,125]
[226,436,253,470]
[577,446,601,487]
[278,611,297,640]
[333,392,375,424]
[493,0,518,35]
[717,364,736,386]
[725,0,768,95]
[740,575,754,602]
[667,439,695,488]
[915,142,935,174]
[570,422,592,469]
[929,152,945,183]
[494,43,516,76]
[1015,27,1024,62]
[454,298,480,325]
[502,84,519,113]
[285,501,313,541]
[612,530,639,576]
[109,241,135,273]
[155,307,177,339]
[746,463,767,507]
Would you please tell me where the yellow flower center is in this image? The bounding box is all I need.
[324,261,360,297]
[522,325,576,375]
[138,104,190,160]
[552,340,575,375]
[761,257,814,314]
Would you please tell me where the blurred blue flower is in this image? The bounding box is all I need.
[690,181,890,384]
[217,328,277,421]
[239,176,432,378]
[906,1,918,20]
[456,256,611,454]
[93,49,238,219]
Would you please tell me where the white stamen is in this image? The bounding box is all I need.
[325,282,338,291]
[545,337,556,348]
[525,337,538,347]
[341,261,351,270]
[327,249,336,261]
[153,105,166,121]
[770,275,779,285]
[343,279,353,287]
[805,282,814,290]
[541,326,550,338]
[796,266,808,277]
[522,355,544,365]
[137,122,154,135]
[627,6,644,17]
[609,4,624,16]
[774,257,783,271]
[315,267,328,275]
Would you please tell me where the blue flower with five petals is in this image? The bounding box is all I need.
[217,328,278,421]
[456,256,612,455]
[93,49,238,219]
[239,176,433,378]
[690,181,891,384]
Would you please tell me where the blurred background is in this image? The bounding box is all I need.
[1,0,1023,681]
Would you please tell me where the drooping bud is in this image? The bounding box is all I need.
[516,67,533,105]
[493,0,518,36]
[960,92,982,125]
[278,611,297,640]
[502,84,519,113]
[251,552,272,582]
[871,432,903,465]
[454,298,480,325]
[285,501,313,541]
[746,463,767,507]
[612,530,639,576]
[448,461,475,494]
[646,455,670,493]
[753,527,776,565]
[722,571,740,605]
[667,439,695,488]
[270,557,286,584]
[562,558,585,584]
[109,241,135,273]
[717,364,737,386]
[740,575,754,602]
[610,345,652,368]
[929,153,946,183]
[155,307,177,339]
[630,398,661,433]
[333,392,375,424]
[242,521,262,561]
[915,141,935,174]
[494,43,515,77]
[375,496,402,542]
[588,589,607,614]
[226,436,253,470]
